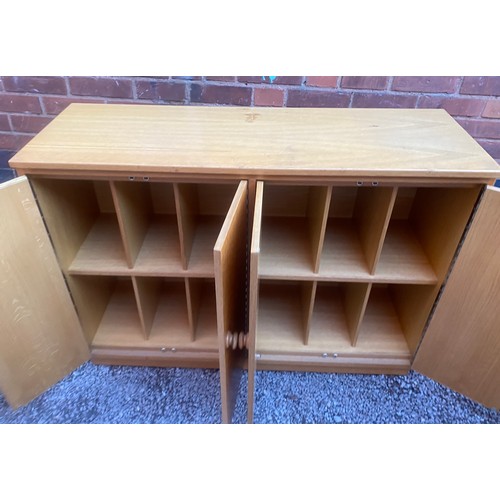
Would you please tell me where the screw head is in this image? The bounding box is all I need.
[255,353,261,359]
[333,353,338,358]
[171,347,177,352]
[322,352,328,358]
[160,347,167,352]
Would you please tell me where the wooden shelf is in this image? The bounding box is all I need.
[259,217,314,277]
[69,214,129,274]
[186,215,225,276]
[255,281,411,359]
[355,286,411,357]
[375,221,437,284]
[91,278,143,346]
[132,215,183,275]
[318,218,371,280]
[91,278,218,351]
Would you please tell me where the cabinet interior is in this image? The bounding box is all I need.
[253,182,482,366]
[30,177,238,361]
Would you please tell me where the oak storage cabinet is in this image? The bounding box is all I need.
[1,104,499,423]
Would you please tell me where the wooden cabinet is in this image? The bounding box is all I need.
[1,104,499,423]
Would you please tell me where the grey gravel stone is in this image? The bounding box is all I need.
[0,362,498,424]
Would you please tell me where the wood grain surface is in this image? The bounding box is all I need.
[10,104,499,178]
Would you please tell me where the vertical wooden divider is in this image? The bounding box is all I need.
[132,276,162,340]
[111,181,152,268]
[174,183,199,269]
[355,186,398,274]
[302,281,318,345]
[185,278,202,342]
[344,282,372,346]
[307,185,332,272]
[247,181,263,424]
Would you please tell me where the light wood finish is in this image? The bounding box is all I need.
[111,181,152,267]
[174,183,198,269]
[150,182,176,214]
[214,181,248,423]
[185,278,202,341]
[256,354,410,374]
[0,177,89,408]
[301,281,317,345]
[389,284,439,355]
[376,222,437,283]
[11,104,499,178]
[256,282,410,359]
[30,178,101,270]
[409,186,482,281]
[247,181,263,424]
[66,275,114,343]
[345,282,372,346]
[132,276,162,339]
[68,214,129,273]
[308,186,332,272]
[355,187,397,273]
[260,217,315,274]
[91,279,218,351]
[133,215,183,274]
[413,186,500,409]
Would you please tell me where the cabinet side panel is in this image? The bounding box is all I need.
[0,177,89,408]
[413,186,500,409]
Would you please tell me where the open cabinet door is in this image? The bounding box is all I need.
[413,186,500,409]
[0,176,89,409]
[214,181,248,423]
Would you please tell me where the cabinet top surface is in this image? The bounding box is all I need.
[10,103,500,179]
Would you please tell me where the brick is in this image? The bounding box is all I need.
[190,84,251,105]
[238,76,264,84]
[0,133,33,150]
[461,77,500,96]
[341,76,388,90]
[477,139,500,161]
[10,114,53,133]
[136,81,186,102]
[206,76,236,82]
[392,76,460,93]
[0,114,10,131]
[254,88,284,107]
[2,76,67,95]
[0,94,41,113]
[351,93,418,108]
[287,90,350,108]
[43,96,107,115]
[69,77,133,98]
[456,118,500,140]
[483,100,500,118]
[238,76,302,85]
[418,96,486,117]
[306,76,338,87]
[0,150,15,169]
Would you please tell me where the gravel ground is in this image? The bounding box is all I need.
[0,362,498,424]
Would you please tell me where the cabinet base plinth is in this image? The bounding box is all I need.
[91,348,219,369]
[256,354,410,375]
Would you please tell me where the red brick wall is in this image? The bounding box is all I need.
[1,76,499,179]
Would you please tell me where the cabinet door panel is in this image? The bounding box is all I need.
[413,186,500,409]
[0,177,89,408]
[214,181,247,423]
